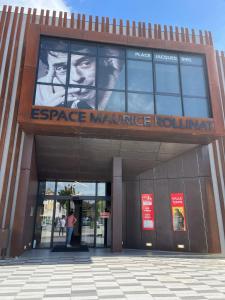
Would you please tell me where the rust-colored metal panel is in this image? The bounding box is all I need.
[0,8,31,229]
[106,17,109,33]
[52,11,56,26]
[175,26,179,42]
[185,28,190,43]
[95,16,98,32]
[148,23,152,39]
[212,141,225,231]
[70,13,75,28]
[10,134,35,257]
[0,6,16,122]
[199,30,204,45]
[101,17,105,32]
[191,29,196,44]
[119,19,123,35]
[196,145,211,176]
[167,156,184,179]
[0,7,20,163]
[0,5,7,39]
[125,180,142,248]
[58,11,63,27]
[169,25,173,41]
[63,12,67,28]
[182,149,199,178]
[181,27,185,42]
[164,25,168,40]
[184,178,207,252]
[45,10,49,26]
[201,177,221,253]
[39,9,44,25]
[82,14,85,31]
[154,179,174,250]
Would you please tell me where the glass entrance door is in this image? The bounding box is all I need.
[81,200,95,247]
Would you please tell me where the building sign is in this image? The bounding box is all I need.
[100,212,110,219]
[31,108,214,131]
[170,193,186,231]
[141,194,154,230]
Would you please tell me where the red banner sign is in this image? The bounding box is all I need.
[170,193,186,231]
[100,212,110,219]
[141,194,154,230]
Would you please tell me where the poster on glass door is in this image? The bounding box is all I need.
[170,193,186,231]
[141,194,154,230]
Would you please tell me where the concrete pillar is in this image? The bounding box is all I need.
[111,157,123,252]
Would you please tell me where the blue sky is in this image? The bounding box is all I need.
[66,0,225,51]
[1,0,225,50]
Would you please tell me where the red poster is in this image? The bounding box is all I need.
[170,193,186,231]
[141,194,154,230]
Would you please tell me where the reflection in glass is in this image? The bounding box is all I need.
[97,183,106,196]
[181,66,207,97]
[40,37,68,51]
[81,200,95,247]
[69,54,96,86]
[127,60,153,92]
[128,93,154,114]
[53,200,68,246]
[99,46,125,58]
[183,97,209,118]
[37,51,68,84]
[155,63,180,94]
[45,182,55,195]
[71,42,97,55]
[35,84,65,107]
[57,182,96,196]
[99,91,125,112]
[156,95,182,116]
[180,55,203,66]
[98,58,125,90]
[96,200,106,247]
[34,200,54,248]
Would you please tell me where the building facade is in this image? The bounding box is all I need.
[0,5,225,257]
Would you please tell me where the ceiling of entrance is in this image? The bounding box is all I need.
[35,136,198,181]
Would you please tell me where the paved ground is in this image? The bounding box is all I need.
[0,249,225,300]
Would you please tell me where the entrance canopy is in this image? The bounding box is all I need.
[36,135,198,180]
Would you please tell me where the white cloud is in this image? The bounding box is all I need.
[0,0,71,13]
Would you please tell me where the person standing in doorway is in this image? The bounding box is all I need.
[66,211,77,247]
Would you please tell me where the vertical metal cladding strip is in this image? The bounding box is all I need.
[0,8,19,206]
[0,8,25,226]
[0,10,28,228]
[7,131,25,256]
[0,6,7,45]
[0,8,14,125]
[0,7,19,129]
[216,52,225,126]
[208,143,225,254]
[0,6,12,71]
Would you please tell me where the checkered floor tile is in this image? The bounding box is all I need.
[0,249,225,299]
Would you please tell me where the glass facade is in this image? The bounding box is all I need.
[34,37,211,118]
[34,181,110,248]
